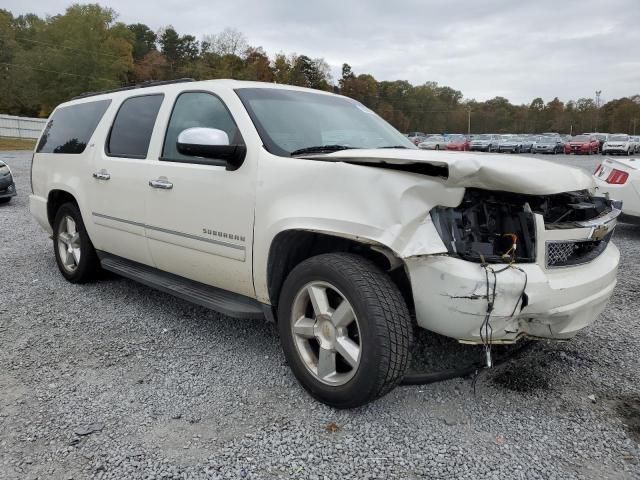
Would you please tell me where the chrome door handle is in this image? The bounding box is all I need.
[149,178,173,189]
[92,170,111,180]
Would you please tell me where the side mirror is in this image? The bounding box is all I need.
[176,127,246,170]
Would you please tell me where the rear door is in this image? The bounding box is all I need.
[88,93,164,265]
[143,89,257,297]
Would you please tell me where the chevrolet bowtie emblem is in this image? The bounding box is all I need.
[589,224,609,241]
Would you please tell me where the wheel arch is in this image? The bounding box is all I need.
[265,229,413,319]
[47,189,79,227]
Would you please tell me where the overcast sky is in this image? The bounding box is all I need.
[5,0,640,104]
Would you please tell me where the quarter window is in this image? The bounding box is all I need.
[36,99,111,154]
[107,94,164,158]
[162,92,242,163]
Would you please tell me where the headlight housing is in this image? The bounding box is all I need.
[431,189,537,264]
[0,165,9,175]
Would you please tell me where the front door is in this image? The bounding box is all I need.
[88,93,164,265]
[144,90,257,297]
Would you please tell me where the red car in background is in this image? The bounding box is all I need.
[565,135,599,155]
[446,135,470,151]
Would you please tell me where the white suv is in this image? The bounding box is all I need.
[30,79,621,407]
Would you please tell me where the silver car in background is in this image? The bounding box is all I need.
[602,134,634,156]
[498,136,534,153]
[418,135,449,150]
[469,134,501,152]
[533,136,564,154]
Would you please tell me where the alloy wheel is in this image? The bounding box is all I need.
[57,215,81,272]
[290,281,362,386]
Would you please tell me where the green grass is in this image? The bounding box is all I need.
[0,137,36,150]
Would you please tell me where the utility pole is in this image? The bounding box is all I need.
[467,107,471,136]
[633,118,637,136]
[595,90,601,131]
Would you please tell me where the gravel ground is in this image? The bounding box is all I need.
[1,150,639,480]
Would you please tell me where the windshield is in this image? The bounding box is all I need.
[475,134,491,140]
[609,135,629,141]
[425,135,443,141]
[235,88,415,156]
[573,135,590,141]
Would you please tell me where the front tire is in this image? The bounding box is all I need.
[277,253,412,408]
[53,202,100,283]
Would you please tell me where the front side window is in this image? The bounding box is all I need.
[107,94,164,158]
[235,88,414,157]
[161,92,242,163]
[37,99,111,154]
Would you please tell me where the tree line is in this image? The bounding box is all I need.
[1,4,639,135]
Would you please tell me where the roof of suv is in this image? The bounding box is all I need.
[62,79,339,108]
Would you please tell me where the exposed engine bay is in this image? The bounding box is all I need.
[430,189,613,264]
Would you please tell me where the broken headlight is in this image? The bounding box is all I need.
[431,189,537,264]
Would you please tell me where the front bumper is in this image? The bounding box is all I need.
[469,144,491,151]
[0,176,16,199]
[406,205,621,344]
[602,147,629,154]
[566,145,590,154]
[406,243,618,343]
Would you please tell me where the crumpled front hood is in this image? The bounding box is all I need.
[304,149,594,195]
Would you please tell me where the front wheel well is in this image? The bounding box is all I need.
[47,190,78,227]
[266,230,413,316]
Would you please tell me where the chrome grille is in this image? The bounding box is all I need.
[546,233,612,268]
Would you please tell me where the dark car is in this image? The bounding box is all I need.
[533,136,564,154]
[0,160,16,203]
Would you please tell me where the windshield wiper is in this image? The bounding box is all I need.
[378,145,410,149]
[290,145,355,156]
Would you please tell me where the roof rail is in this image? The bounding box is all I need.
[71,78,196,100]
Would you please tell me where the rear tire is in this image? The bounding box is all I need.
[53,202,100,283]
[0,197,11,204]
[277,253,412,408]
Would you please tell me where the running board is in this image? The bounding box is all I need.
[99,253,265,319]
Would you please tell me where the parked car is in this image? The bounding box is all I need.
[445,134,470,151]
[418,135,449,150]
[29,79,621,408]
[630,136,640,154]
[498,136,533,153]
[533,136,564,154]
[602,134,634,156]
[565,135,599,155]
[594,158,640,222]
[469,134,501,152]
[407,132,426,146]
[0,160,16,204]
[586,133,609,153]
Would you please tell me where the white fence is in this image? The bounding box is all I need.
[0,114,47,140]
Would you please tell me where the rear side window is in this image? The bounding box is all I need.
[36,99,111,154]
[161,92,241,163]
[107,94,164,158]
